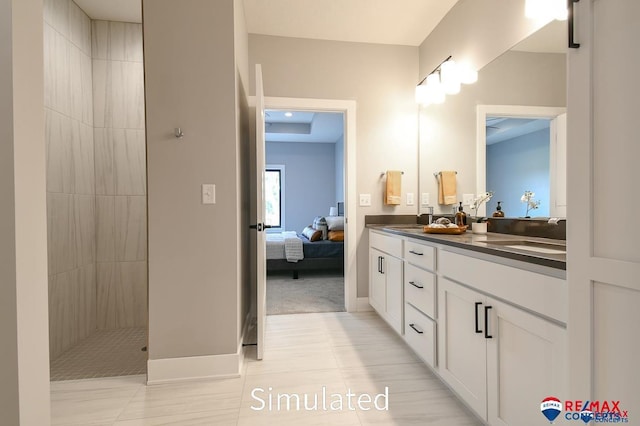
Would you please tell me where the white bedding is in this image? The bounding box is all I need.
[266,232,304,262]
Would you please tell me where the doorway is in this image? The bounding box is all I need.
[264,109,346,315]
[476,105,567,218]
[261,97,358,313]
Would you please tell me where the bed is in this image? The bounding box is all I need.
[266,205,345,279]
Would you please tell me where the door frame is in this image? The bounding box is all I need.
[263,96,358,313]
[476,104,566,217]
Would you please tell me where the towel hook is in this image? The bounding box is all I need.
[174,127,184,139]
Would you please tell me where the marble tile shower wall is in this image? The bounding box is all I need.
[44,0,96,360]
[92,21,147,331]
[45,0,147,360]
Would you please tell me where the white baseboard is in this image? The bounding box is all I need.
[147,352,241,385]
[357,297,373,312]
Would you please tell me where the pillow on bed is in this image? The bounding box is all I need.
[302,226,322,242]
[328,230,344,242]
[326,216,344,230]
[312,216,327,230]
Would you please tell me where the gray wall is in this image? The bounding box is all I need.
[92,21,147,330]
[2,0,51,423]
[335,135,345,203]
[249,35,419,298]
[44,0,96,359]
[418,50,566,215]
[266,142,337,233]
[487,128,551,217]
[144,0,246,359]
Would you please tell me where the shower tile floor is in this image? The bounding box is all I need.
[50,327,147,381]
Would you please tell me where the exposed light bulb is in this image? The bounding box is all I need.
[416,84,429,106]
[440,60,461,95]
[458,63,478,85]
[525,0,567,21]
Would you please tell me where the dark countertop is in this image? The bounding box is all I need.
[367,224,566,271]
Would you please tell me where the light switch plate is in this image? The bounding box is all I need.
[359,193,371,207]
[421,193,430,206]
[202,184,215,204]
[463,193,475,206]
[406,193,414,206]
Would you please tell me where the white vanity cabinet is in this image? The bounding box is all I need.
[368,231,403,334]
[403,238,437,368]
[438,250,567,425]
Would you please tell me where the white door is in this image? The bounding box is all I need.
[437,278,487,419]
[568,0,640,412]
[486,297,566,426]
[437,278,488,420]
[255,64,267,360]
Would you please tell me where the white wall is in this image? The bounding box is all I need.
[249,35,419,297]
[266,142,337,233]
[144,0,249,377]
[1,0,51,423]
[419,50,565,214]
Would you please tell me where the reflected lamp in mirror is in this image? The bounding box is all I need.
[415,57,478,107]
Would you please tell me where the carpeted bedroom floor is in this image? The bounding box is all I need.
[267,270,345,315]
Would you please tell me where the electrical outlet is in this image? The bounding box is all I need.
[359,193,371,206]
[406,193,414,206]
[421,193,430,206]
[463,193,475,206]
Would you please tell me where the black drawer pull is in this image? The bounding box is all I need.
[409,281,424,289]
[408,250,424,256]
[475,302,482,334]
[484,305,493,339]
[409,323,424,334]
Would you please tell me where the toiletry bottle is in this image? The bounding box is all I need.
[455,202,467,227]
[493,201,505,217]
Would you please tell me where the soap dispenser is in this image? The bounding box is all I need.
[455,202,467,227]
[492,201,505,218]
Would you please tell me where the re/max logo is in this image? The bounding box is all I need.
[565,400,626,416]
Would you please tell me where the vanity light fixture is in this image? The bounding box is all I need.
[415,56,478,106]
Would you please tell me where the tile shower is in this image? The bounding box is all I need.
[44,0,147,380]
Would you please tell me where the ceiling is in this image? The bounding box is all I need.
[486,118,551,145]
[265,111,343,143]
[72,0,458,47]
[74,0,142,23]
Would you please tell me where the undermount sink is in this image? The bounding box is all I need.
[483,240,566,255]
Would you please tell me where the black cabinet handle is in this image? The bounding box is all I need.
[377,256,381,273]
[380,256,385,274]
[568,0,580,48]
[409,323,424,334]
[408,250,424,256]
[484,306,493,339]
[409,281,424,289]
[475,302,483,334]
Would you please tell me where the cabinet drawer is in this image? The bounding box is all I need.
[404,303,436,368]
[404,263,436,319]
[370,230,403,258]
[404,239,435,271]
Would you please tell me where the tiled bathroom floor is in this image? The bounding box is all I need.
[50,327,147,381]
[50,313,482,425]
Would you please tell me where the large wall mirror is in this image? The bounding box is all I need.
[418,19,567,218]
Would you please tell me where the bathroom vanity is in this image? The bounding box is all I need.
[368,225,566,425]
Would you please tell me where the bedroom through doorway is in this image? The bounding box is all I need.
[264,110,346,315]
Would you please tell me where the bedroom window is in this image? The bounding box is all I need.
[265,165,285,231]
